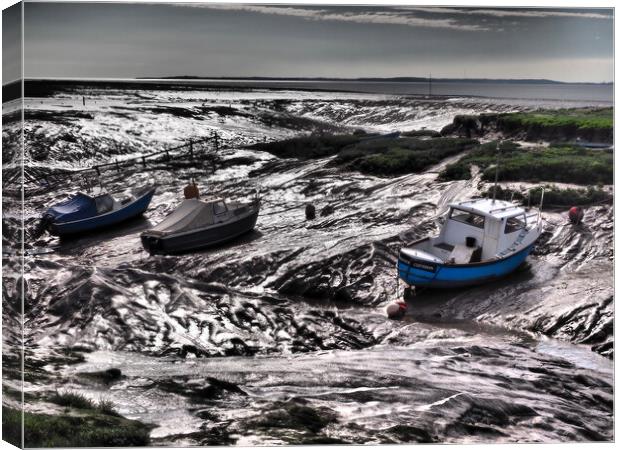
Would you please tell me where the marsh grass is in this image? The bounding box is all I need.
[499,108,613,131]
[48,391,96,410]
[96,398,121,417]
[439,141,612,185]
[2,406,150,447]
[482,185,611,209]
[252,134,478,176]
[48,390,123,417]
[443,108,613,143]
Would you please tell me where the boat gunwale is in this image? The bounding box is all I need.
[398,241,535,269]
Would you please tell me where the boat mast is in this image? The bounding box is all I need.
[492,141,500,203]
[428,73,432,97]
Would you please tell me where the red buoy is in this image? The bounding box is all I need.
[568,206,584,225]
[386,301,408,319]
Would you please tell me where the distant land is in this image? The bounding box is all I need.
[141,76,613,85]
[1,77,613,103]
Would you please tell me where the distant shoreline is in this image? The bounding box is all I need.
[17,76,613,86]
[2,77,613,104]
[139,76,613,85]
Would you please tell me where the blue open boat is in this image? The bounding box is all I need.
[398,198,542,288]
[43,185,156,236]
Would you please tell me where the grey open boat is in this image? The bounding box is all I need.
[141,196,260,255]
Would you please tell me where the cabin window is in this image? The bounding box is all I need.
[504,216,525,233]
[449,209,485,229]
[214,201,227,215]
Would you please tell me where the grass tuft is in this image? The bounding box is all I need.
[49,391,96,410]
[96,398,121,417]
[2,406,151,447]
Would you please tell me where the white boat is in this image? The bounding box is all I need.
[398,197,543,288]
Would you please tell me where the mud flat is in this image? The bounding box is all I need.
[2,83,614,445]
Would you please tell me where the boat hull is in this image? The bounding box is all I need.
[398,243,535,288]
[141,208,259,255]
[47,188,156,236]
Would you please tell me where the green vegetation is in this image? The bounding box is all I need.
[401,129,441,138]
[439,141,612,185]
[48,391,121,416]
[49,391,97,410]
[499,108,612,131]
[483,185,612,209]
[335,137,478,175]
[96,399,120,417]
[251,134,360,159]
[252,134,478,176]
[442,108,613,143]
[2,406,150,447]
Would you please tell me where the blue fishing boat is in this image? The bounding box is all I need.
[397,197,542,288]
[43,185,156,236]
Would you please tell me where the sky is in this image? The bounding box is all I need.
[3,1,615,83]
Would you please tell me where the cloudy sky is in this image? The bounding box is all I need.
[7,1,615,82]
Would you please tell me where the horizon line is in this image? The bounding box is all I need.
[9,76,615,85]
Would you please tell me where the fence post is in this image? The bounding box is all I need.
[116,160,120,172]
[189,140,193,160]
[142,156,146,167]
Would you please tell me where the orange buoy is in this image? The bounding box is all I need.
[184,179,200,199]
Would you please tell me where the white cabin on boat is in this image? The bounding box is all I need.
[402,198,541,265]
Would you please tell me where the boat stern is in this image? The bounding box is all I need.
[140,232,163,255]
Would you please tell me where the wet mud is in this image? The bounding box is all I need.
[2,86,613,444]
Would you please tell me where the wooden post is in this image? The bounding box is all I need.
[189,140,193,160]
[166,150,170,161]
[116,160,120,172]
[95,166,101,176]
[142,156,146,167]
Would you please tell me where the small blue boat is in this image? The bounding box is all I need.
[398,198,542,288]
[43,185,156,236]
